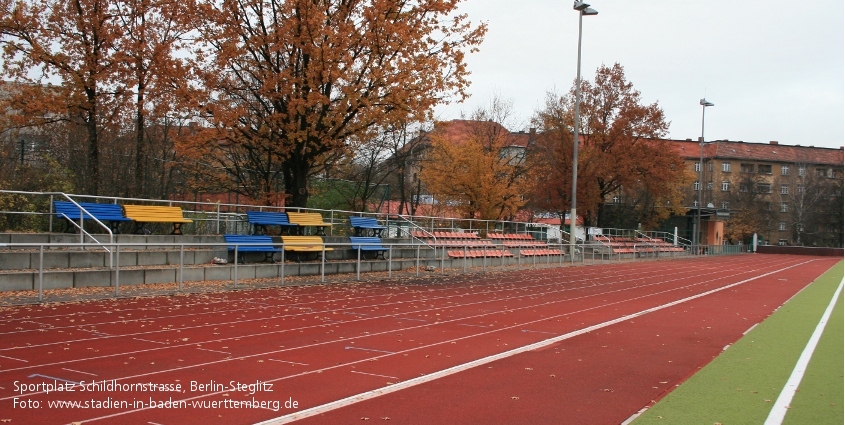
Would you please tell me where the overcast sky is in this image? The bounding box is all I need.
[434,0,845,150]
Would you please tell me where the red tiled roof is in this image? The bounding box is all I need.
[426,119,531,148]
[668,139,843,166]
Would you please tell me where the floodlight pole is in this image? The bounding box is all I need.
[695,98,714,254]
[569,1,597,249]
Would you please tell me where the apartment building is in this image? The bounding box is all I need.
[673,139,844,247]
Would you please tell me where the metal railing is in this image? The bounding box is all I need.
[0,237,754,304]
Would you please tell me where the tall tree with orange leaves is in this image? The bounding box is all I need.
[420,98,530,220]
[114,0,195,198]
[1,0,127,195]
[178,0,486,207]
[528,63,687,229]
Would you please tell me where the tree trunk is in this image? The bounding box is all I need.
[135,80,147,199]
[284,157,310,208]
[84,87,100,195]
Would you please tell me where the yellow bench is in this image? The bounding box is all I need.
[281,236,333,261]
[122,205,192,235]
[285,212,332,235]
[280,236,333,252]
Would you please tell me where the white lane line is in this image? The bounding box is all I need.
[27,374,80,384]
[254,260,813,425]
[268,359,309,366]
[351,371,398,380]
[521,329,556,335]
[458,324,489,328]
[764,277,844,425]
[62,368,98,376]
[345,347,395,354]
[196,348,231,355]
[133,338,166,345]
[743,323,758,335]
[0,354,27,362]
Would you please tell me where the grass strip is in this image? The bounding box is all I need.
[632,261,844,424]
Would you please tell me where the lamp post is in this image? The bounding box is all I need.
[695,98,714,254]
[569,1,598,250]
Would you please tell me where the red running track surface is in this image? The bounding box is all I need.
[0,254,837,425]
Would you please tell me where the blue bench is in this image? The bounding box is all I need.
[349,236,389,259]
[224,235,282,263]
[349,216,387,237]
[54,201,132,233]
[246,211,298,235]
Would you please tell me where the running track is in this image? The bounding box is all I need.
[0,254,837,424]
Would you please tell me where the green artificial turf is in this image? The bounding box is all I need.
[632,261,844,425]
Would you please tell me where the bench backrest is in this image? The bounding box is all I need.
[281,236,325,246]
[286,212,330,226]
[224,234,276,248]
[349,216,382,227]
[122,205,191,222]
[349,236,384,246]
[246,210,291,224]
[55,202,125,220]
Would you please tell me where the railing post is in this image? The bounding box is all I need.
[280,249,285,285]
[38,245,44,302]
[415,245,420,277]
[179,244,184,292]
[388,242,393,279]
[233,245,238,287]
[463,244,467,273]
[114,243,120,297]
[216,204,221,234]
[49,195,54,233]
[356,245,361,281]
[321,245,326,282]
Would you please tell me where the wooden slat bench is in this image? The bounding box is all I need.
[286,212,332,235]
[348,216,387,237]
[54,201,132,233]
[246,211,298,235]
[281,236,333,261]
[349,236,389,259]
[224,235,281,263]
[122,205,192,235]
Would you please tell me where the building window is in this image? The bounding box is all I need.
[722,162,731,172]
[781,165,789,175]
[694,162,701,172]
[779,221,787,231]
[778,239,787,246]
[721,201,729,209]
[612,196,620,203]
[780,184,789,195]
[721,181,730,191]
[756,183,772,193]
[816,168,834,178]
[693,200,699,207]
[740,183,749,193]
[780,202,788,213]
[798,167,806,176]
[707,182,713,191]
[693,181,701,191]
[797,185,804,194]
[741,163,755,173]
[758,164,772,174]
